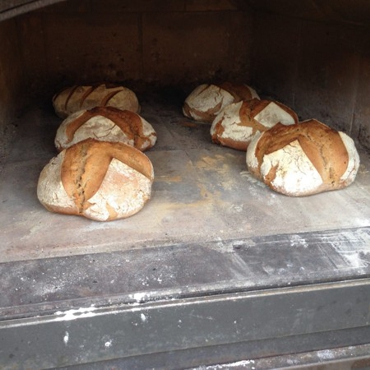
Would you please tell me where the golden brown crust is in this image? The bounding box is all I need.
[210,101,264,151]
[63,106,155,150]
[211,120,224,145]
[53,83,139,118]
[212,134,249,151]
[101,89,121,106]
[239,99,271,135]
[217,82,254,101]
[63,85,79,112]
[61,139,154,214]
[211,99,298,151]
[183,83,259,123]
[253,120,350,187]
[249,99,299,124]
[184,99,222,122]
[79,85,96,108]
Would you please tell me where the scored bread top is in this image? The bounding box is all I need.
[55,106,157,151]
[52,83,140,118]
[247,119,359,195]
[61,139,154,214]
[211,98,298,151]
[182,82,259,123]
[216,82,259,102]
[245,99,299,127]
[254,120,348,183]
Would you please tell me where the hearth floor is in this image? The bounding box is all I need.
[1,95,370,264]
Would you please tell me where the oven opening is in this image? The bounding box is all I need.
[1,0,370,368]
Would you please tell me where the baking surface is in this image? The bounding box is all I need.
[1,94,370,263]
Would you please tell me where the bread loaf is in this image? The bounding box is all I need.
[52,83,140,118]
[37,139,154,221]
[211,98,298,151]
[183,82,259,123]
[55,106,157,152]
[246,119,360,196]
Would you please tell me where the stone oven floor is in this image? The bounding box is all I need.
[2,94,370,369]
[1,94,370,264]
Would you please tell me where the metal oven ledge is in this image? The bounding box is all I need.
[1,226,370,369]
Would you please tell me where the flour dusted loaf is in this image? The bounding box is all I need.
[246,119,360,196]
[211,98,298,151]
[52,83,140,118]
[183,82,259,123]
[37,139,154,221]
[55,106,157,152]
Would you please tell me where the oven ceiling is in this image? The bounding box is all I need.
[0,0,66,21]
[1,0,370,26]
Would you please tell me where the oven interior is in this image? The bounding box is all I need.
[1,0,370,368]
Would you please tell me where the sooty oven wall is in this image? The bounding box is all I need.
[0,0,370,154]
[12,0,254,100]
[0,17,23,159]
[250,0,370,151]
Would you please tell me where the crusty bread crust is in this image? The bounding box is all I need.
[211,99,298,151]
[37,139,154,221]
[216,82,259,101]
[183,83,259,123]
[55,106,157,152]
[52,83,140,118]
[246,119,360,196]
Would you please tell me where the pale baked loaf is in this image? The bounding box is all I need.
[52,83,140,118]
[37,139,154,221]
[211,98,298,151]
[246,119,360,196]
[183,82,259,123]
[55,106,157,152]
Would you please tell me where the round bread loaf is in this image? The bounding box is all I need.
[211,98,298,151]
[183,82,259,123]
[246,119,360,196]
[55,106,157,152]
[52,83,140,118]
[37,139,154,221]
